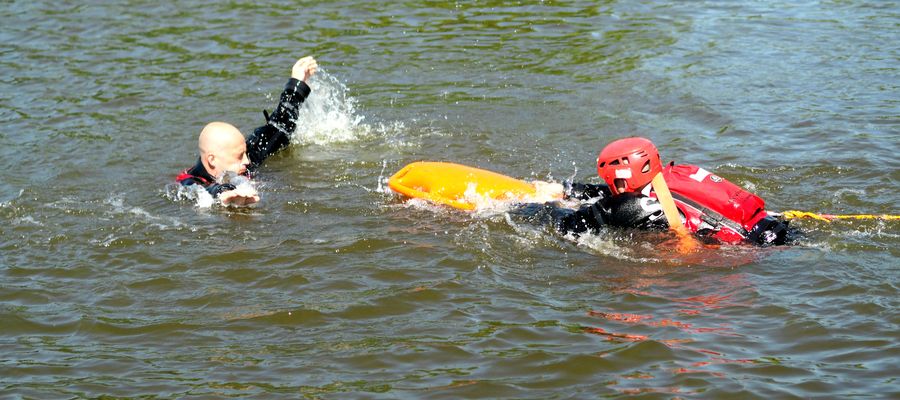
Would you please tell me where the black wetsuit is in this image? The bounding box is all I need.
[514,182,664,234]
[513,182,791,246]
[177,78,311,196]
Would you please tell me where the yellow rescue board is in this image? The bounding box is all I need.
[388,161,542,210]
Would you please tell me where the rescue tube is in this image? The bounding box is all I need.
[388,161,554,210]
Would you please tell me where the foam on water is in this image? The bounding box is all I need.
[14,215,43,226]
[831,188,866,203]
[0,188,24,207]
[574,233,656,263]
[105,197,187,230]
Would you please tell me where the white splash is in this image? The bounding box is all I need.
[467,180,566,214]
[220,172,258,206]
[385,174,568,215]
[374,160,390,194]
[292,70,372,145]
[574,233,658,263]
[0,188,24,207]
[166,183,215,208]
[15,215,43,226]
[533,181,567,203]
[107,197,188,229]
[165,171,261,209]
[832,188,865,203]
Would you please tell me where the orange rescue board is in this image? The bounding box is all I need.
[388,161,540,210]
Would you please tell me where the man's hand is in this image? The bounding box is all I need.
[219,186,260,206]
[291,56,318,82]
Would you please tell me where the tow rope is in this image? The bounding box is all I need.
[779,211,900,222]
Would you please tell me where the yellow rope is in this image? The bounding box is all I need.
[781,210,900,222]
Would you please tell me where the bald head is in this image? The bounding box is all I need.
[198,122,250,177]
[199,122,243,155]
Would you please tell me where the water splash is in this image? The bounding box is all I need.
[220,172,256,194]
[165,183,217,208]
[105,197,187,230]
[0,188,24,207]
[374,160,390,194]
[532,181,567,203]
[164,172,259,209]
[574,232,658,263]
[466,180,566,214]
[385,178,567,216]
[831,188,865,203]
[288,70,376,145]
[165,183,215,208]
[289,70,406,146]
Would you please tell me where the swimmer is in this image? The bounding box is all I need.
[515,137,794,246]
[176,56,318,206]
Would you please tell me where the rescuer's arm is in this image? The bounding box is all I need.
[600,193,669,230]
[564,181,612,201]
[509,202,606,237]
[245,56,317,167]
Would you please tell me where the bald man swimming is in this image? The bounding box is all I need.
[177,56,318,206]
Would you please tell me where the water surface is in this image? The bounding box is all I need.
[1,1,898,398]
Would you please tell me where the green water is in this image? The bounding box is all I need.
[1,1,898,398]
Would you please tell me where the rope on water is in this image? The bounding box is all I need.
[779,210,900,222]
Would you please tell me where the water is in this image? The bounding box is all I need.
[1,1,898,398]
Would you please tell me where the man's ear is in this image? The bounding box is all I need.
[205,153,216,170]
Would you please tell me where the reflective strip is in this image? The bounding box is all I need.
[615,169,632,179]
[688,168,711,182]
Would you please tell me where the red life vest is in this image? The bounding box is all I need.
[651,164,770,244]
[176,169,211,186]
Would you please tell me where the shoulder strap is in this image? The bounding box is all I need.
[176,169,211,185]
[670,192,747,236]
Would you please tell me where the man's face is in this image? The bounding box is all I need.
[205,138,249,179]
[217,140,250,176]
[198,122,251,180]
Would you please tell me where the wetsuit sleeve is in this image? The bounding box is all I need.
[601,193,669,230]
[748,215,792,246]
[554,194,673,234]
[179,177,235,197]
[246,78,312,167]
[564,181,612,201]
[559,204,607,235]
[509,194,672,237]
[509,203,606,237]
[204,183,237,196]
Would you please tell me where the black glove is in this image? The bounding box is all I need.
[748,216,789,246]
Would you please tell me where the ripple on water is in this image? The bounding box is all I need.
[2,0,898,398]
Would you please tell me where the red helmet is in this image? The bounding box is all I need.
[597,137,662,195]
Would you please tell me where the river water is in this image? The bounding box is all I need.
[1,1,898,398]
